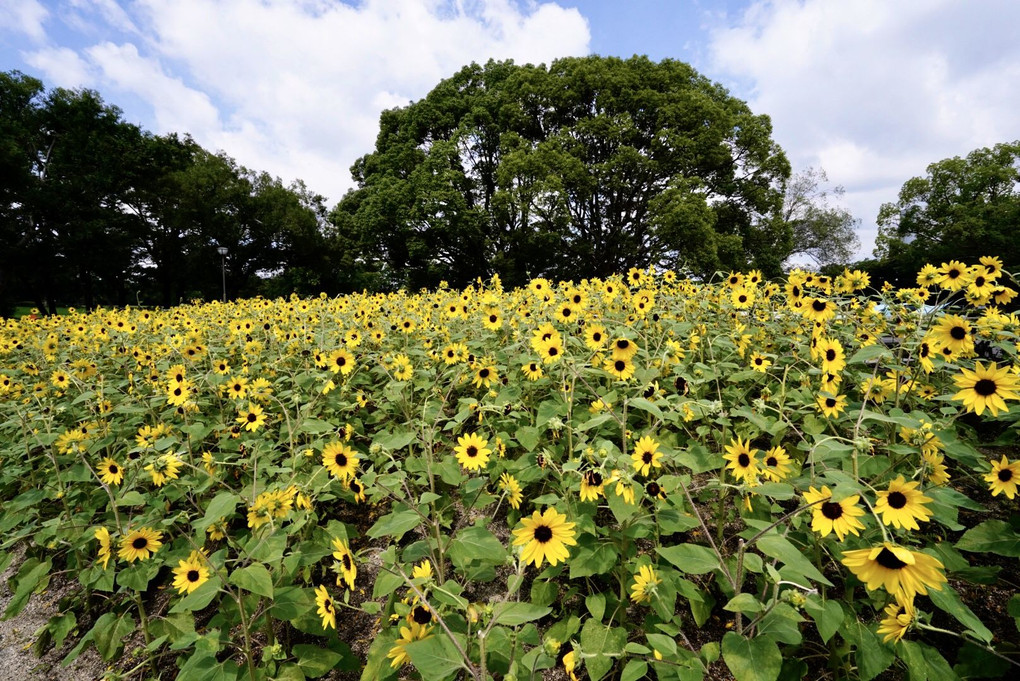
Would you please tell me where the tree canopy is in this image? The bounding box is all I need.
[331,56,792,290]
[872,141,1020,284]
[783,167,860,268]
[1,70,335,314]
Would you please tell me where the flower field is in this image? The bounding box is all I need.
[1,261,1019,681]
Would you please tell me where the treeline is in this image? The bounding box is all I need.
[1,70,340,315]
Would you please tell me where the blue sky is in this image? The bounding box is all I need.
[3,0,1019,261]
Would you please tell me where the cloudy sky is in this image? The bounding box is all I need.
[2,0,1018,259]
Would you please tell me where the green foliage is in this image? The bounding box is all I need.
[331,56,791,289]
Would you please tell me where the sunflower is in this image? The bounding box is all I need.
[390,353,413,381]
[145,454,182,487]
[347,477,367,503]
[521,361,544,381]
[538,336,565,364]
[877,598,915,643]
[482,308,503,331]
[816,393,848,418]
[722,437,759,483]
[731,287,755,309]
[951,361,1020,417]
[841,543,946,601]
[816,337,846,373]
[874,476,933,530]
[499,473,523,510]
[984,455,1020,499]
[225,376,248,400]
[322,442,359,481]
[802,486,866,541]
[387,621,432,668]
[584,324,607,350]
[611,337,639,361]
[314,584,337,630]
[749,352,771,372]
[579,469,604,502]
[803,297,837,323]
[604,356,635,381]
[166,379,194,407]
[95,526,112,569]
[929,315,974,357]
[760,446,794,482]
[118,527,163,563]
[332,538,357,589]
[630,564,661,603]
[937,260,969,291]
[473,365,498,389]
[97,458,124,486]
[236,402,267,432]
[454,433,491,471]
[512,508,577,568]
[172,551,211,595]
[329,348,355,375]
[630,436,663,476]
[412,559,433,581]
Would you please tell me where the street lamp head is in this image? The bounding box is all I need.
[216,246,229,256]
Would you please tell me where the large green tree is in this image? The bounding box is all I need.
[874,142,1020,282]
[783,167,860,268]
[332,56,791,290]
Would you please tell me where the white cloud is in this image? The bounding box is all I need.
[708,0,1020,258]
[0,0,49,41]
[30,0,588,202]
[23,46,94,87]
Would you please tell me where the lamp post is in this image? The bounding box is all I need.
[217,246,228,302]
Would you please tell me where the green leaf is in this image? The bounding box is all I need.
[366,508,421,540]
[804,599,843,643]
[569,541,618,578]
[756,534,832,586]
[2,558,51,619]
[621,660,648,681]
[955,520,1020,557]
[196,491,240,530]
[403,635,466,680]
[270,586,315,620]
[721,632,781,681]
[92,611,136,662]
[116,559,160,591]
[586,592,606,621]
[724,593,762,614]
[448,526,506,567]
[629,397,663,418]
[928,584,993,644]
[375,430,417,450]
[301,418,336,435]
[170,578,220,613]
[490,602,551,627]
[840,619,893,681]
[294,644,343,678]
[516,426,541,452]
[579,618,627,681]
[116,490,147,506]
[229,563,274,599]
[656,543,720,575]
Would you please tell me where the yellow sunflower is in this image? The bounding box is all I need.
[387,621,432,668]
[877,598,915,643]
[236,402,267,432]
[172,551,211,595]
[454,433,491,471]
[97,457,124,486]
[985,455,1020,499]
[314,584,337,630]
[630,564,661,603]
[841,543,946,601]
[952,361,1020,417]
[322,442,359,481]
[874,476,933,530]
[512,508,577,568]
[119,527,163,563]
[604,356,636,380]
[802,486,866,541]
[332,538,357,590]
[631,436,663,476]
[722,436,758,483]
[95,526,112,569]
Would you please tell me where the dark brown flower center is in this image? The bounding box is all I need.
[820,501,843,520]
[646,481,661,497]
[875,547,908,570]
[585,471,603,486]
[950,325,966,340]
[342,554,352,571]
[616,340,630,350]
[825,349,836,362]
[615,360,626,371]
[825,398,837,408]
[132,537,148,549]
[887,491,907,509]
[738,453,750,467]
[547,346,558,356]
[479,368,490,378]
[413,606,432,624]
[642,451,653,464]
[999,469,1013,482]
[335,453,347,467]
[766,457,778,467]
[187,570,200,582]
[974,379,997,396]
[247,412,257,422]
[534,525,553,543]
[466,446,478,458]
[812,300,827,312]
[109,464,119,474]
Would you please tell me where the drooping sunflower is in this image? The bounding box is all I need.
[172,551,211,595]
[390,353,413,381]
[512,508,577,568]
[118,527,163,563]
[984,455,1020,499]
[332,538,357,590]
[347,477,367,503]
[631,436,663,476]
[97,457,124,486]
[412,559,433,581]
[579,469,604,502]
[802,486,866,541]
[322,442,359,481]
[95,526,112,569]
[630,564,661,603]
[722,437,759,483]
[874,476,933,530]
[314,584,337,630]
[951,361,1020,417]
[876,598,915,643]
[841,543,946,601]
[454,432,491,472]
[145,454,182,487]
